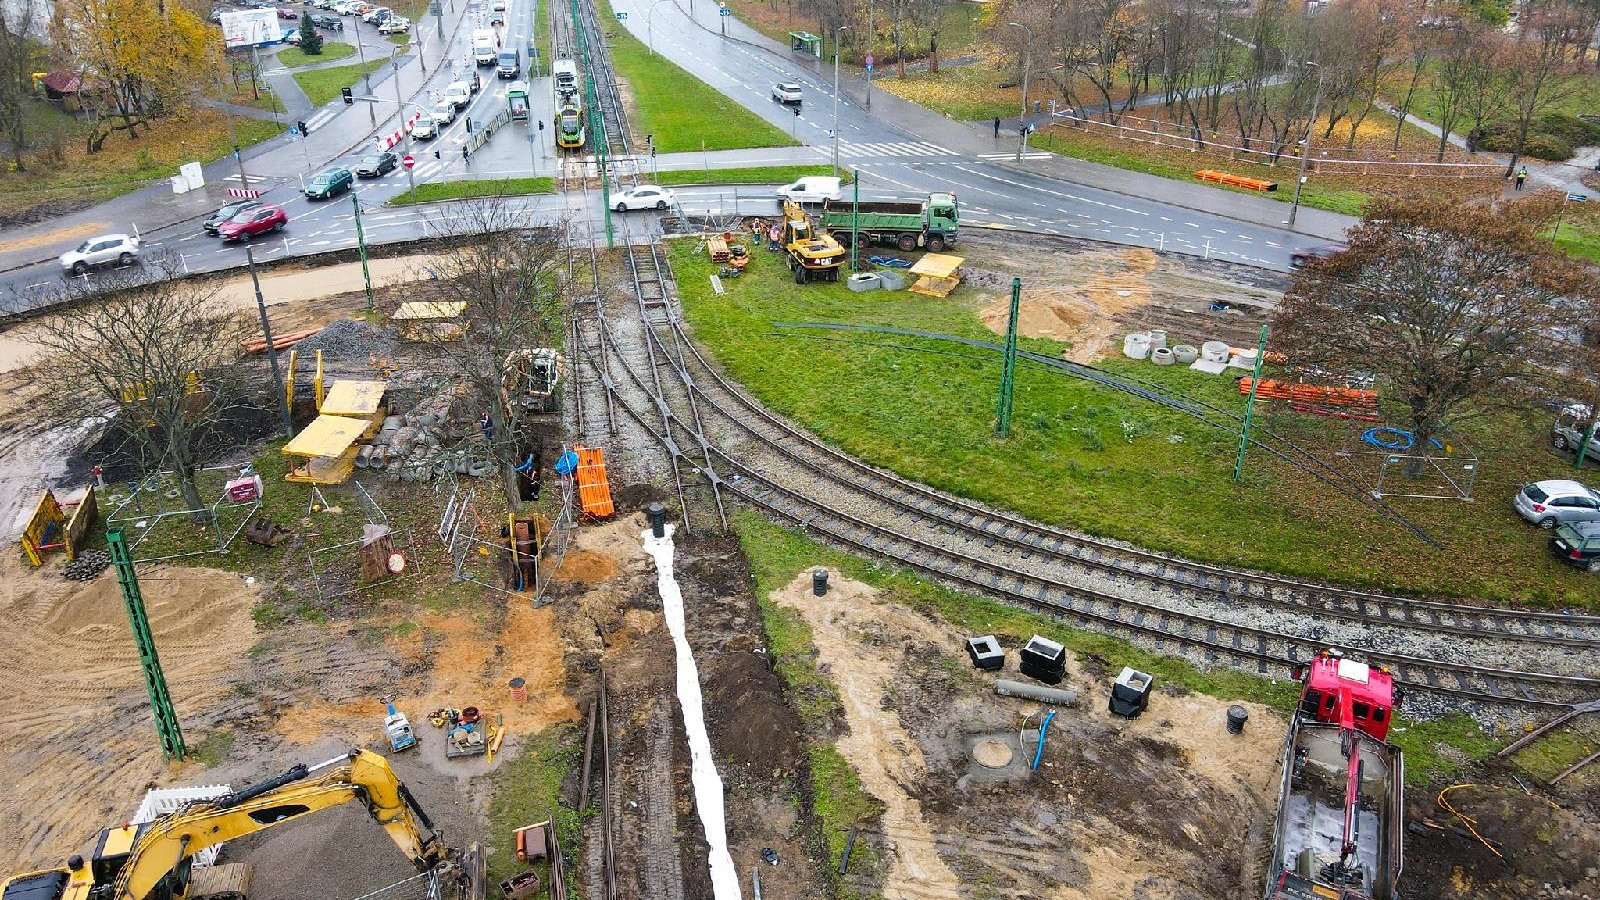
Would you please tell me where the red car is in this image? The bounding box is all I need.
[218,204,288,242]
[278,6,299,17]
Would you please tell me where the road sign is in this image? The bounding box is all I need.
[865,62,872,73]
[866,54,873,66]
[402,154,416,170]
[719,5,729,13]
[227,188,263,199]
[615,10,626,19]
[1568,192,1589,203]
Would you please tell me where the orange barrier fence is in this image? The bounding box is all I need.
[1239,377,1377,408]
[1196,170,1278,192]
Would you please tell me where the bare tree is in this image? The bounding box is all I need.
[415,195,568,511]
[1498,1,1583,175]
[31,260,257,519]
[1390,3,1439,150]
[0,1,37,171]
[1273,196,1595,472]
[1430,18,1500,162]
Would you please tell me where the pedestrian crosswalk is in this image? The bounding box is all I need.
[305,108,337,132]
[838,140,959,158]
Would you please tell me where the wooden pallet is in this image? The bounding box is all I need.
[1195,169,1278,192]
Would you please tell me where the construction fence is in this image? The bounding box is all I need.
[1043,107,1503,180]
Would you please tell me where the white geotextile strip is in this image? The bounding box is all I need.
[642,524,743,899]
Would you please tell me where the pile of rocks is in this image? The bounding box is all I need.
[63,549,113,581]
[357,393,495,481]
[295,319,395,360]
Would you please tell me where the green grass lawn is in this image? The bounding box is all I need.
[649,165,845,188]
[594,0,795,153]
[387,176,555,206]
[1547,218,1600,263]
[293,59,391,107]
[486,724,583,888]
[276,41,356,67]
[673,237,1599,606]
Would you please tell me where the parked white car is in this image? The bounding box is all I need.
[60,233,141,275]
[377,15,409,33]
[362,5,391,22]
[613,184,677,212]
[776,175,842,204]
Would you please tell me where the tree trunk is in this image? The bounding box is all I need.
[177,464,215,525]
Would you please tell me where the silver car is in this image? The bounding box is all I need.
[60,233,141,275]
[1515,479,1600,529]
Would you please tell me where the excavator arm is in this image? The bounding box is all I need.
[106,749,473,900]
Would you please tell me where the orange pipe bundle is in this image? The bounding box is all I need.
[1239,377,1377,408]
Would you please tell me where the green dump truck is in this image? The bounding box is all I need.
[820,192,958,253]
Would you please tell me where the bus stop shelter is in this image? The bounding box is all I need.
[788,31,821,58]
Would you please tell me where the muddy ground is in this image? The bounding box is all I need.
[959,231,1286,363]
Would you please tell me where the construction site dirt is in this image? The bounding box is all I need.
[3,247,1598,900]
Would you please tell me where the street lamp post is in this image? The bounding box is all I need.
[832,24,850,178]
[1287,61,1323,232]
[210,64,291,438]
[350,13,376,125]
[646,0,671,55]
[1008,22,1033,162]
[391,49,416,200]
[865,0,874,110]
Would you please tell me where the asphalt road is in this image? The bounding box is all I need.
[0,0,1332,307]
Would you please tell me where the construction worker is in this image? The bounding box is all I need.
[1515,166,1528,191]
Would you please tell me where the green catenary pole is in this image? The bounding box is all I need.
[108,527,185,760]
[351,192,373,311]
[850,170,859,272]
[1577,417,1598,470]
[995,276,1021,436]
[1233,324,1270,483]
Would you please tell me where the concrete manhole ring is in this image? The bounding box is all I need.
[972,739,1013,769]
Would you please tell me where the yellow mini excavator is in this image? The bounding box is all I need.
[1,749,483,900]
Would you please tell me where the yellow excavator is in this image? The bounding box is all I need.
[781,200,846,284]
[1,749,483,900]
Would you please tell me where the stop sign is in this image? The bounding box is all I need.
[402,154,415,170]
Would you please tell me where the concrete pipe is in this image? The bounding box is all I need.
[1123,332,1151,360]
[1172,344,1199,364]
[1151,347,1175,365]
[1200,340,1230,363]
[995,679,1079,706]
[1147,329,1167,350]
[355,445,374,469]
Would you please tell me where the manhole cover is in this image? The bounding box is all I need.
[972,740,1013,769]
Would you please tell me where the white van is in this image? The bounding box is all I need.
[472,28,496,65]
[443,81,471,110]
[776,176,842,205]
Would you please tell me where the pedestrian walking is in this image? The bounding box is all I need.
[993,116,1000,139]
[1515,166,1528,191]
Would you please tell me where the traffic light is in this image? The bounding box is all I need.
[537,120,544,132]
[341,86,353,105]
[434,149,441,160]
[297,119,309,135]
[792,106,800,117]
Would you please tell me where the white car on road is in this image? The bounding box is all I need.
[771,82,803,104]
[409,115,438,139]
[430,101,458,126]
[60,233,141,275]
[613,184,677,212]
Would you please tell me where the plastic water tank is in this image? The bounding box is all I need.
[1123,332,1152,359]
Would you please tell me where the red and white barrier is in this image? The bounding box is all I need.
[377,110,426,151]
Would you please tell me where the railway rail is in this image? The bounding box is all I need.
[552,0,1600,712]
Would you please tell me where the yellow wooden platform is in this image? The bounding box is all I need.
[320,380,388,438]
[282,414,368,484]
[907,253,964,298]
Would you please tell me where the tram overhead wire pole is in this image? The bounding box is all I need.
[1233,324,1269,483]
[995,276,1020,436]
[831,25,849,178]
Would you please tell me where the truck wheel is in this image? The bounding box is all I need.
[794,267,806,284]
[927,235,947,252]
[897,234,917,252]
[1554,434,1569,450]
